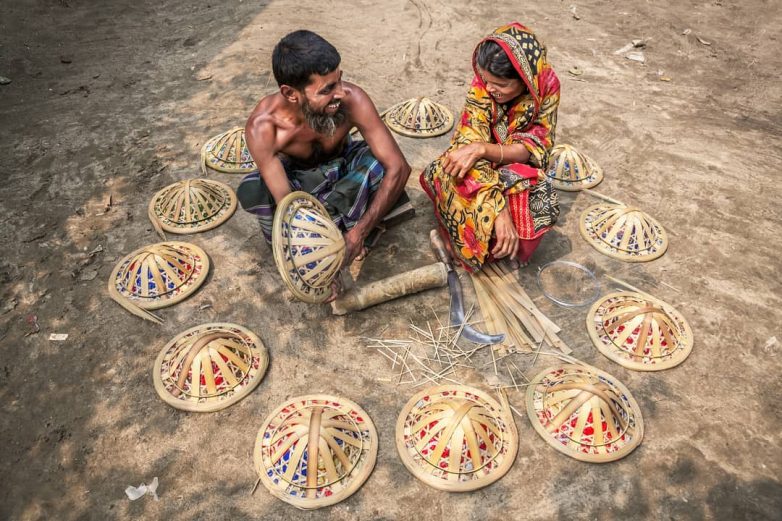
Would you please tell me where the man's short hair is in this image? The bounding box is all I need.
[272,30,341,90]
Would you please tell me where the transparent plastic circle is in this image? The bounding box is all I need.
[536,260,601,307]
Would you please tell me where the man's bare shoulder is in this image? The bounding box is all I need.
[245,93,296,155]
[342,81,373,109]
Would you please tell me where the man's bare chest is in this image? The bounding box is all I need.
[280,127,350,165]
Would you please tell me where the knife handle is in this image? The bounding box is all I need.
[429,229,453,267]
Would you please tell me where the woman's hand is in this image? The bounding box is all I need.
[442,143,485,181]
[491,205,519,259]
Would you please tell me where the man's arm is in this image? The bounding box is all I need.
[343,85,412,262]
[244,114,292,204]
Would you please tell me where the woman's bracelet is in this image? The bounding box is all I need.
[498,142,504,164]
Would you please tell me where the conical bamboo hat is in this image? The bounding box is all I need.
[384,97,454,138]
[526,364,644,462]
[272,192,345,303]
[579,203,668,262]
[254,394,378,509]
[545,144,603,191]
[587,291,693,371]
[148,178,237,238]
[153,323,269,412]
[396,385,518,492]
[107,241,209,323]
[201,127,256,174]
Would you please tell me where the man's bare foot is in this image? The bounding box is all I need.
[324,274,344,303]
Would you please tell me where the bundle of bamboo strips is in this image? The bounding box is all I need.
[471,261,572,357]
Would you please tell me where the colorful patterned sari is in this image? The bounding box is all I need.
[420,22,561,271]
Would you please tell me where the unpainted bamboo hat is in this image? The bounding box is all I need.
[579,203,668,262]
[201,127,257,175]
[148,178,237,239]
[545,144,604,191]
[384,97,454,138]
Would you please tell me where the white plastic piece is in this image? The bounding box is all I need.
[125,477,159,501]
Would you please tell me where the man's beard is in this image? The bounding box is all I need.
[301,98,347,137]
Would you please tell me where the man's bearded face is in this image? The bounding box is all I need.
[301,96,347,137]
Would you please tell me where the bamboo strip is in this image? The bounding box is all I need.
[582,189,624,206]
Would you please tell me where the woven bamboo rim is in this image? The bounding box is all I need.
[545,144,604,191]
[579,203,668,262]
[384,97,454,138]
[395,385,518,491]
[526,364,644,463]
[587,291,693,371]
[254,394,378,509]
[272,191,345,303]
[148,178,237,239]
[201,127,257,175]
[107,241,209,324]
[153,323,268,412]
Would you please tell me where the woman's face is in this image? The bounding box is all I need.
[478,67,525,103]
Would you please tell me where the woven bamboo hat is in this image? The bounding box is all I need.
[107,241,209,324]
[587,291,693,371]
[579,203,668,262]
[272,191,345,303]
[396,385,518,491]
[148,178,237,239]
[153,323,268,412]
[545,144,604,191]
[526,364,644,463]
[201,127,256,175]
[254,394,378,509]
[384,97,454,138]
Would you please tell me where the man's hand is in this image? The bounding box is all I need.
[442,143,485,182]
[342,227,368,267]
[491,205,519,259]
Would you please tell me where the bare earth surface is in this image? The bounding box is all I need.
[1,0,781,519]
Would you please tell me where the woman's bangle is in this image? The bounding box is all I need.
[498,143,504,164]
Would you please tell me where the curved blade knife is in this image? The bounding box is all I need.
[430,229,505,345]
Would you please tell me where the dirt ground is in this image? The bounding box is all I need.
[1,0,781,519]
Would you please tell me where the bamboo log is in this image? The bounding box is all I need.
[331,262,448,315]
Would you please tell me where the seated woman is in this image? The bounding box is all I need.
[420,22,560,271]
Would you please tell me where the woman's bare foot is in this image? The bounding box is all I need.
[505,258,529,271]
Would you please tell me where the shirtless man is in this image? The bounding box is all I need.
[237,30,412,266]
